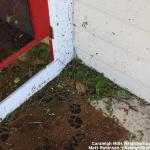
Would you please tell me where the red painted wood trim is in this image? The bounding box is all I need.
[0,40,37,69]
[0,0,53,70]
[29,0,51,40]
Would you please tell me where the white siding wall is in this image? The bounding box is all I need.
[74,0,150,102]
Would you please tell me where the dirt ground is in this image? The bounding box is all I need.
[0,20,33,61]
[0,0,34,61]
[0,42,50,101]
[0,60,133,150]
[0,98,129,150]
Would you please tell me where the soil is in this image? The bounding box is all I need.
[0,42,50,101]
[0,20,34,61]
[0,0,34,61]
[0,0,33,35]
[0,61,131,149]
[0,98,129,150]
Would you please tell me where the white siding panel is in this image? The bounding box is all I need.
[74,0,150,102]
[75,1,150,62]
[75,27,150,87]
[77,0,150,32]
[76,48,150,101]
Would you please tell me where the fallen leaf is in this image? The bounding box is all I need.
[18,55,27,62]
[33,59,45,65]
[75,81,87,94]
[13,77,21,84]
[6,15,11,23]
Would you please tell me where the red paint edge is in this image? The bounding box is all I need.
[0,0,53,70]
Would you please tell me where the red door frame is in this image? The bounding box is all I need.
[0,0,53,70]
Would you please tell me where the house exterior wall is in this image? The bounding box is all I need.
[74,0,150,102]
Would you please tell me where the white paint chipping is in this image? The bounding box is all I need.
[0,0,74,120]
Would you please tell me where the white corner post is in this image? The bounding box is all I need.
[0,0,74,120]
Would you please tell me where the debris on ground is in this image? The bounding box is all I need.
[0,59,149,149]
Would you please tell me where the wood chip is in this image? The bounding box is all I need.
[75,81,87,94]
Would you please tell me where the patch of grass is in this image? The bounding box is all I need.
[58,59,133,101]
[138,99,147,107]
[116,89,131,99]
[4,112,17,122]
[26,42,50,61]
[13,77,21,84]
[18,42,50,67]
[1,58,145,134]
[2,59,135,122]
[44,108,51,115]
